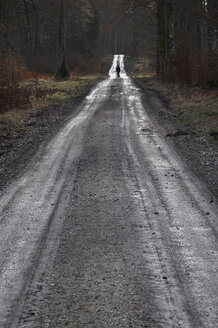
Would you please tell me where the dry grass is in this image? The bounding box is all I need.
[146,78,218,138]
[0,75,105,131]
[130,54,218,139]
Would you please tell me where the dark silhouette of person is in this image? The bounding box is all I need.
[116,64,121,77]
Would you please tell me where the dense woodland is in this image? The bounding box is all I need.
[0,0,100,80]
[0,0,217,86]
[155,0,218,86]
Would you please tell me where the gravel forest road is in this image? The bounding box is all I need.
[0,55,217,328]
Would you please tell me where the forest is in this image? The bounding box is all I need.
[0,0,217,120]
[0,0,217,84]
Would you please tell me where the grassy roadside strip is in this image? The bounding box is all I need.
[0,75,105,189]
[133,76,218,140]
[0,75,105,131]
[133,74,218,199]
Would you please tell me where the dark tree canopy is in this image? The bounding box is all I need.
[0,0,217,85]
[0,0,99,76]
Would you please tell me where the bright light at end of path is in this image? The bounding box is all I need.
[109,55,127,79]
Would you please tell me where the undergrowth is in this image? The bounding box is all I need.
[145,77,218,138]
[0,75,104,130]
[0,87,31,114]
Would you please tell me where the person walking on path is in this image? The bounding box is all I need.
[116,64,120,77]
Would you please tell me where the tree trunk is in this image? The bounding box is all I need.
[23,0,32,45]
[156,0,172,75]
[55,0,70,79]
[207,0,218,86]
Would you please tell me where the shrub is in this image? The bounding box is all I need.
[0,53,27,86]
[0,86,31,114]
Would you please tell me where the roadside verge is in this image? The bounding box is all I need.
[133,77,218,201]
[0,76,105,191]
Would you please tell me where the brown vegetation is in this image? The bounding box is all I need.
[0,75,104,130]
[0,87,31,114]
[143,77,218,138]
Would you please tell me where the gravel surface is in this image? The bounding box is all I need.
[11,74,218,328]
[1,77,217,202]
[0,57,217,328]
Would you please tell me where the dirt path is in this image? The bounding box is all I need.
[0,56,217,328]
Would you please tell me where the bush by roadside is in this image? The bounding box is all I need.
[0,87,31,114]
[0,75,105,128]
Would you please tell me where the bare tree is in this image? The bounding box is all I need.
[207,0,218,86]
[55,0,70,79]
